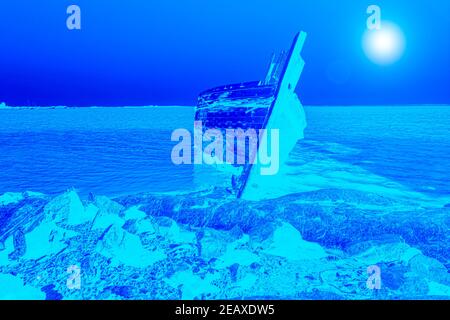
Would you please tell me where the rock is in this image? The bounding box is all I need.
[155,217,196,244]
[23,191,46,199]
[22,221,77,260]
[92,209,123,230]
[354,242,422,266]
[9,228,26,260]
[0,274,45,299]
[427,281,450,296]
[408,255,450,285]
[41,284,63,300]
[377,262,407,290]
[0,192,24,206]
[2,187,449,299]
[44,189,95,226]
[261,222,327,261]
[164,269,220,299]
[94,196,124,216]
[0,236,14,266]
[96,224,166,267]
[0,197,47,246]
[124,206,146,220]
[91,196,125,230]
[135,218,157,235]
[122,189,450,265]
[106,285,136,299]
[198,229,230,260]
[215,235,259,268]
[400,272,429,299]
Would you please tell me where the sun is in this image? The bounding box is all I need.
[363,22,406,65]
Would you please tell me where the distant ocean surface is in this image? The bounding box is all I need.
[0,106,450,199]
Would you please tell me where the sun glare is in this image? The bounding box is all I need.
[363,22,405,65]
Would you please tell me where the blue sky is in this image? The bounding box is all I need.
[0,0,449,106]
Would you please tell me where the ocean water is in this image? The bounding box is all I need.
[1,106,450,300]
[1,106,449,198]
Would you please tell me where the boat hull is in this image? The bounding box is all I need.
[194,32,308,199]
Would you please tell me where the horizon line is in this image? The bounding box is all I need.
[2,103,450,109]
